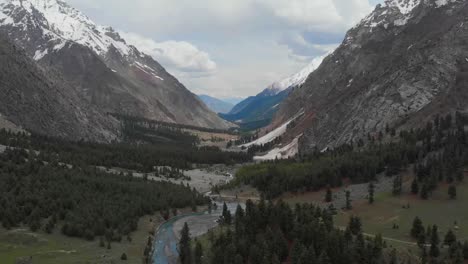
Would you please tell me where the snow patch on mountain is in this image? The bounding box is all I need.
[264,54,329,95]
[386,0,420,15]
[242,111,303,148]
[253,135,301,161]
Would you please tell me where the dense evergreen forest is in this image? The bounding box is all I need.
[182,200,468,264]
[182,200,393,264]
[112,113,239,135]
[0,126,251,172]
[0,148,208,241]
[226,112,468,199]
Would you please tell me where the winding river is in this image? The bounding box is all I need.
[152,202,241,264]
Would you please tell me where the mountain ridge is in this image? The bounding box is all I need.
[0,0,233,131]
[0,32,119,141]
[222,54,327,129]
[271,0,468,152]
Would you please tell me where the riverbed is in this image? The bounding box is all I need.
[152,202,241,264]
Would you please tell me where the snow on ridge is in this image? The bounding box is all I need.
[385,0,420,15]
[265,53,329,95]
[0,0,131,56]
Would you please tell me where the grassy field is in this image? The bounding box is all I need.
[282,171,468,252]
[0,213,163,264]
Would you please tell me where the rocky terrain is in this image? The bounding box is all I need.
[0,33,119,141]
[0,0,232,134]
[272,0,468,152]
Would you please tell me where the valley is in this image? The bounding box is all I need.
[1,0,468,264]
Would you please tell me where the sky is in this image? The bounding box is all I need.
[68,0,383,99]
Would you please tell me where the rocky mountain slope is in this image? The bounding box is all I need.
[272,0,468,152]
[222,55,326,129]
[198,95,234,114]
[0,33,118,141]
[0,0,232,130]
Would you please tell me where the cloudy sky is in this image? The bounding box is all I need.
[68,0,383,99]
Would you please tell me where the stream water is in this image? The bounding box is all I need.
[152,202,241,264]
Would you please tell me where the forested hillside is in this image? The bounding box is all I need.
[227,112,468,199]
[0,148,208,241]
[0,126,251,172]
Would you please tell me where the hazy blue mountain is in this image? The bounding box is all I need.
[198,95,234,114]
[223,97,245,105]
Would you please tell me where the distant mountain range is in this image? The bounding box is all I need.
[0,0,232,141]
[198,95,234,114]
[221,55,326,130]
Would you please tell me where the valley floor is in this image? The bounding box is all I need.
[280,170,468,252]
[0,213,162,264]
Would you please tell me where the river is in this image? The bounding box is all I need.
[152,202,241,264]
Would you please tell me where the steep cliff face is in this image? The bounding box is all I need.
[0,33,119,141]
[0,0,233,129]
[273,0,468,151]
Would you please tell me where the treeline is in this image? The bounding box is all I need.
[121,118,200,146]
[0,148,208,241]
[227,112,468,199]
[0,130,252,172]
[112,113,238,135]
[410,217,468,263]
[194,200,394,264]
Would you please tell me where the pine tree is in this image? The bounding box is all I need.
[345,190,352,210]
[389,249,398,264]
[431,225,440,246]
[99,236,105,247]
[178,222,191,264]
[221,202,232,225]
[444,229,457,247]
[411,179,419,194]
[449,185,457,199]
[194,240,203,264]
[463,241,468,260]
[349,216,362,235]
[325,187,333,202]
[421,247,428,264]
[454,246,464,264]
[421,184,429,200]
[429,225,440,258]
[411,217,424,238]
[393,176,402,195]
[417,233,426,249]
[368,182,375,204]
[291,242,305,264]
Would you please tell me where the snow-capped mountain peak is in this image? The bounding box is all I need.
[264,54,328,96]
[385,0,420,15]
[0,0,131,58]
[356,0,460,31]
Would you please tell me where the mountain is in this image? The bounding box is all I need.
[0,0,232,130]
[221,55,326,130]
[270,0,468,153]
[223,97,245,105]
[198,95,234,114]
[0,33,119,141]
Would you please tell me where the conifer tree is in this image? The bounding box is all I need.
[179,222,191,264]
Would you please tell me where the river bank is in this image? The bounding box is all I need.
[152,202,242,264]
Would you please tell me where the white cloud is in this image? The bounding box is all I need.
[67,0,379,97]
[119,31,216,73]
[258,0,373,32]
